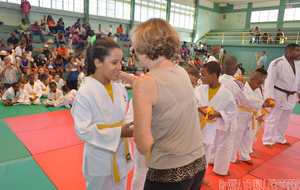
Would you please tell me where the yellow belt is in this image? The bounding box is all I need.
[199,113,216,131]
[97,119,132,182]
[29,93,36,104]
[14,97,17,102]
[237,106,257,129]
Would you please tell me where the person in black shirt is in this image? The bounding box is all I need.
[56,18,65,33]
[7,32,19,48]
[79,30,88,50]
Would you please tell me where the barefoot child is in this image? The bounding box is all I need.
[194,61,236,186]
[23,74,43,105]
[71,38,133,190]
[62,85,77,108]
[3,82,25,106]
[43,81,64,107]
[231,71,273,165]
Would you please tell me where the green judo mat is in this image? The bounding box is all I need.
[0,120,31,163]
[292,103,300,115]
[0,157,57,190]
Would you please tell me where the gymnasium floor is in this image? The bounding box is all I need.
[0,88,300,190]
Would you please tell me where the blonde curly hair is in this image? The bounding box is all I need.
[130,18,180,61]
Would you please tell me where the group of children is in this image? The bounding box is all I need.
[2,72,77,108]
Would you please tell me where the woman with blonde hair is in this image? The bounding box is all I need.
[127,18,206,189]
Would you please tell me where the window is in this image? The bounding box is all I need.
[2,0,84,13]
[169,2,195,30]
[90,0,131,20]
[284,8,300,21]
[250,10,279,23]
[134,0,167,22]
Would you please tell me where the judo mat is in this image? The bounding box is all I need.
[1,99,300,189]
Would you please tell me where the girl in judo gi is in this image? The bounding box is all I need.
[71,38,133,190]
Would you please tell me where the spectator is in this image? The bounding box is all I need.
[194,56,201,70]
[67,44,75,57]
[279,33,285,44]
[56,18,65,33]
[201,43,208,55]
[77,24,86,35]
[239,63,245,74]
[219,50,226,66]
[54,31,66,48]
[218,45,224,60]
[66,25,77,44]
[82,19,91,35]
[257,51,267,68]
[32,54,48,73]
[20,0,31,25]
[24,34,34,51]
[182,51,189,62]
[180,45,188,54]
[7,32,19,48]
[182,41,187,48]
[187,57,195,68]
[87,31,94,45]
[51,46,57,59]
[254,26,260,44]
[125,26,130,39]
[74,19,81,29]
[47,15,57,34]
[53,54,64,77]
[37,66,51,86]
[46,53,56,76]
[95,24,104,36]
[72,31,81,52]
[20,52,30,76]
[41,15,50,35]
[106,25,112,33]
[0,39,10,51]
[40,42,51,55]
[116,24,128,41]
[5,49,14,65]
[106,32,113,41]
[189,44,194,56]
[0,56,22,94]
[113,34,118,43]
[275,29,282,44]
[57,44,68,62]
[30,21,45,42]
[25,46,32,60]
[79,30,88,50]
[249,30,253,44]
[15,42,26,60]
[76,54,84,69]
[65,56,80,90]
[126,55,137,74]
[262,33,268,44]
[269,33,273,44]
[195,42,202,53]
[18,19,30,41]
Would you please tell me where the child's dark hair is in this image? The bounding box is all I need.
[68,56,74,62]
[28,73,34,79]
[201,61,221,78]
[49,81,57,87]
[84,38,121,76]
[255,68,268,76]
[55,73,61,78]
[62,85,69,92]
[12,82,19,88]
[56,54,62,60]
[186,67,199,79]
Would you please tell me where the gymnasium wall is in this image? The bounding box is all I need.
[0,2,192,42]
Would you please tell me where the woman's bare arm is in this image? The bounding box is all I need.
[118,71,138,85]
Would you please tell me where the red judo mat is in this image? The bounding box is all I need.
[4,110,73,133]
[16,123,83,155]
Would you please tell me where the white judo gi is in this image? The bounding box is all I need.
[71,76,133,190]
[23,82,43,105]
[35,79,48,98]
[43,89,64,107]
[210,75,263,175]
[194,84,236,169]
[231,82,263,162]
[2,87,25,105]
[263,55,300,145]
[63,89,77,108]
[125,101,148,190]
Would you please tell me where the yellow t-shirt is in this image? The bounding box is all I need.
[209,84,221,101]
[90,74,114,103]
[54,93,56,100]
[31,84,34,89]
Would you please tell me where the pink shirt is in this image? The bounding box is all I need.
[69,28,77,35]
[72,35,79,43]
[21,2,31,14]
[180,48,187,54]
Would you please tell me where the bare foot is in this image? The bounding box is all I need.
[282,142,292,147]
[202,179,211,186]
[264,144,273,149]
[249,152,259,158]
[45,104,54,107]
[213,170,231,176]
[233,159,241,164]
[243,160,254,165]
[208,163,214,166]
